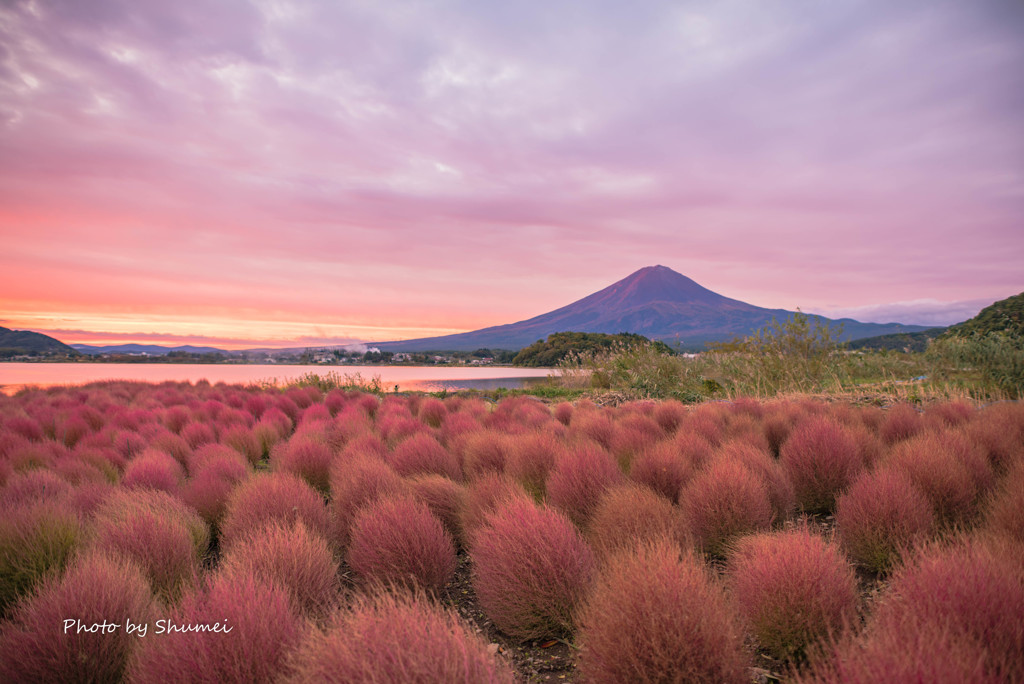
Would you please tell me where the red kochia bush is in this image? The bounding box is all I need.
[127,568,303,684]
[219,472,329,549]
[388,433,461,481]
[459,473,530,547]
[460,430,511,478]
[717,440,795,521]
[835,467,934,574]
[218,520,340,617]
[179,420,217,449]
[0,551,155,683]
[329,455,406,551]
[781,416,863,513]
[546,443,625,528]
[418,397,448,428]
[91,489,210,602]
[405,474,465,544]
[347,496,456,595]
[628,440,695,501]
[586,484,690,563]
[884,431,986,525]
[121,448,185,494]
[800,538,1024,683]
[879,403,923,444]
[272,435,334,494]
[471,497,594,639]
[576,539,749,684]
[283,590,516,684]
[727,528,858,661]
[219,424,263,465]
[679,459,773,558]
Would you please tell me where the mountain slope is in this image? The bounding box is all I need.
[377,266,931,352]
[72,344,229,356]
[944,291,1024,338]
[0,327,79,356]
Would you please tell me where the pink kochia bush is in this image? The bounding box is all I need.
[388,432,462,481]
[0,551,156,683]
[282,590,516,684]
[218,520,340,617]
[347,496,456,594]
[127,568,303,684]
[121,448,185,494]
[272,434,334,494]
[576,539,749,684]
[459,473,530,547]
[546,443,625,528]
[835,467,934,574]
[727,527,859,661]
[471,497,594,639]
[329,455,406,551]
[781,416,864,513]
[219,472,329,549]
[586,483,690,563]
[680,458,773,557]
[800,538,1024,683]
[91,488,210,602]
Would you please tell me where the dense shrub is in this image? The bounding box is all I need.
[127,568,303,684]
[219,424,263,465]
[801,538,1024,683]
[347,496,456,595]
[272,435,334,494]
[505,431,560,498]
[884,431,986,525]
[546,443,625,528]
[121,448,185,494]
[460,430,511,478]
[91,489,209,602]
[459,473,530,546]
[836,467,935,574]
[0,551,156,683]
[405,474,464,544]
[282,590,516,683]
[471,497,593,639]
[586,483,690,563]
[679,459,773,557]
[879,403,923,444]
[417,397,448,428]
[1,468,73,509]
[576,539,749,683]
[718,440,795,521]
[388,433,461,481]
[0,501,82,616]
[219,520,340,616]
[727,528,858,661]
[329,455,406,551]
[781,416,863,513]
[652,399,687,433]
[627,441,693,501]
[180,420,217,449]
[220,472,329,549]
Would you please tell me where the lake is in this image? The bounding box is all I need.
[0,363,556,395]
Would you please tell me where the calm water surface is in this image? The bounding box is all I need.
[0,363,555,394]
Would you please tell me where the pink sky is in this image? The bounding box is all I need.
[1,0,1022,348]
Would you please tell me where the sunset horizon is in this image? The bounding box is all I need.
[2,1,1022,350]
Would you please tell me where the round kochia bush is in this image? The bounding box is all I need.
[283,590,516,684]
[576,539,749,684]
[780,416,863,513]
[586,483,690,563]
[0,501,82,616]
[127,568,303,684]
[346,496,456,595]
[835,467,934,574]
[680,458,773,557]
[0,551,156,683]
[727,527,859,662]
[471,497,594,640]
[91,488,209,602]
[218,520,340,617]
[546,443,625,528]
[219,471,329,549]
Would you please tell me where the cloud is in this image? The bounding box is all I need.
[811,297,1006,327]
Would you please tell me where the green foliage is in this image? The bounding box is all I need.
[513,332,672,367]
[927,332,1024,399]
[558,341,704,400]
[255,371,384,394]
[944,292,1024,339]
[706,311,845,395]
[847,328,946,353]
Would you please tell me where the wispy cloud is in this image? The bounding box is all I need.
[0,0,1021,345]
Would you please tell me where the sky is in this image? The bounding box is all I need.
[1,0,1022,349]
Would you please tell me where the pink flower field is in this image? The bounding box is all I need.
[1,381,1022,682]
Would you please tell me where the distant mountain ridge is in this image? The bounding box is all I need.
[0,326,79,355]
[377,266,932,352]
[72,343,229,356]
